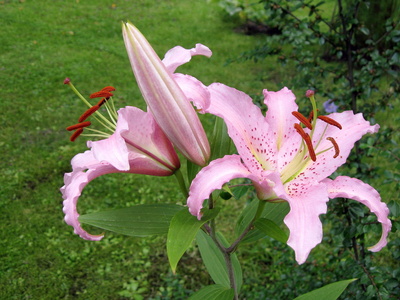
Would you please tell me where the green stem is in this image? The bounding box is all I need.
[203,199,267,299]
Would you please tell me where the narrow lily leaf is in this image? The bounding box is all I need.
[254,218,288,243]
[187,159,201,184]
[210,116,232,161]
[167,208,220,273]
[293,279,357,300]
[78,204,183,237]
[231,185,251,200]
[188,284,234,300]
[235,200,289,244]
[196,230,242,292]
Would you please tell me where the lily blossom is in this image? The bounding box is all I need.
[122,22,211,166]
[187,84,391,264]
[61,106,180,241]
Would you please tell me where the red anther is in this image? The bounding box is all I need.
[78,106,100,122]
[305,90,315,97]
[292,111,313,130]
[294,123,316,161]
[70,128,84,142]
[66,121,91,131]
[96,98,107,107]
[326,137,340,158]
[101,86,116,92]
[317,115,342,130]
[90,91,113,99]
[64,77,71,84]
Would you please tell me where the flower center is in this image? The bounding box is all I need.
[281,90,342,184]
[64,78,118,142]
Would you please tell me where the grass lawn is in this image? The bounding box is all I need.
[1,0,267,298]
[1,0,398,299]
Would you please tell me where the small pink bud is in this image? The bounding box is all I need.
[64,77,71,84]
[305,90,315,97]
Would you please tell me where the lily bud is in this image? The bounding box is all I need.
[122,22,210,166]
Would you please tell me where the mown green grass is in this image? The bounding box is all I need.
[1,0,398,299]
[1,0,267,298]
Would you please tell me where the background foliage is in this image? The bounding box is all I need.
[1,0,398,299]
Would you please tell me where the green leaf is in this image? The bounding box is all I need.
[254,218,288,243]
[231,185,251,200]
[187,159,201,184]
[293,279,357,300]
[167,208,220,273]
[359,27,370,35]
[210,116,232,161]
[188,284,234,300]
[196,230,242,291]
[388,200,400,217]
[78,204,184,237]
[235,200,289,243]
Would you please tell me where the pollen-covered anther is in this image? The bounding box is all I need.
[294,123,316,161]
[78,105,100,122]
[90,91,114,99]
[66,121,91,131]
[292,111,313,130]
[326,137,340,158]
[101,86,116,92]
[96,98,107,107]
[318,115,342,130]
[70,128,84,142]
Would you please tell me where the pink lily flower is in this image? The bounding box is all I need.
[122,22,211,166]
[187,84,391,264]
[61,106,180,241]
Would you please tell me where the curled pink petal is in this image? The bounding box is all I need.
[61,149,176,241]
[199,84,389,263]
[284,183,329,264]
[173,73,210,112]
[163,44,212,74]
[188,155,252,219]
[323,176,392,252]
[89,106,180,172]
[62,107,180,240]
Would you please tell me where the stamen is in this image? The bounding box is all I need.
[66,121,91,131]
[292,111,313,130]
[326,137,340,158]
[90,91,114,99]
[70,128,84,142]
[96,98,107,107]
[101,86,116,92]
[317,116,342,130]
[78,106,100,122]
[294,123,316,161]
